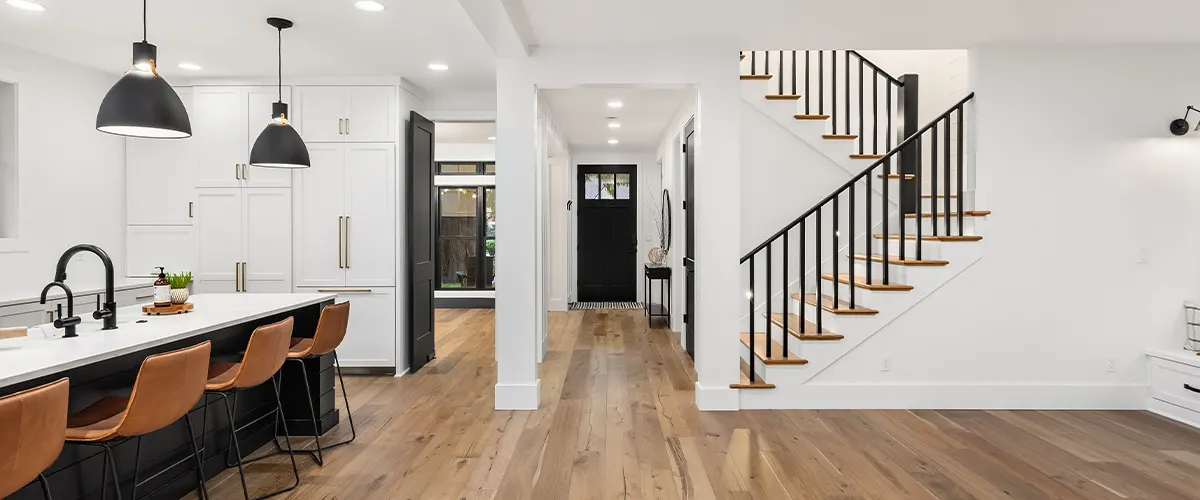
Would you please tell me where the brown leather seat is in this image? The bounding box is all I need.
[66,342,211,442]
[206,318,293,391]
[289,302,350,358]
[0,378,69,499]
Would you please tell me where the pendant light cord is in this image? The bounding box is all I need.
[277,27,282,101]
[142,0,147,42]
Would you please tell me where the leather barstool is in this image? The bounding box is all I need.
[200,317,299,500]
[65,342,211,500]
[283,301,354,465]
[0,378,69,500]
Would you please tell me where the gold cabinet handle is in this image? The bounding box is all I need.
[241,164,248,180]
[235,262,240,292]
[344,216,350,268]
[339,118,345,135]
[235,163,240,180]
[345,117,349,136]
[317,289,372,294]
[242,262,248,292]
[338,216,344,269]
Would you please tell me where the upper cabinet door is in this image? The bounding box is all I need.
[243,86,293,188]
[127,88,195,225]
[194,188,243,290]
[344,143,396,286]
[191,87,246,188]
[345,87,394,143]
[293,143,347,288]
[242,188,293,292]
[296,87,346,143]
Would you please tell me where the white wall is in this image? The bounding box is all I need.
[0,42,126,294]
[855,50,970,125]
[653,97,694,336]
[813,43,1200,406]
[435,142,495,162]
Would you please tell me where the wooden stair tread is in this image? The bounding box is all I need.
[739,333,808,365]
[823,134,858,140]
[792,293,879,315]
[732,359,776,389]
[765,94,802,100]
[878,173,916,180]
[904,210,991,218]
[851,254,950,266]
[850,154,885,160]
[795,114,831,120]
[820,273,913,291]
[873,234,983,242]
[740,74,773,80]
[767,313,845,340]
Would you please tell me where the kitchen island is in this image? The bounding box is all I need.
[1,293,338,500]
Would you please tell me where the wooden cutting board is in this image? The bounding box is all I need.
[142,303,194,315]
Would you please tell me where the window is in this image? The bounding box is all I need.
[583,172,631,200]
[0,79,17,242]
[436,161,495,175]
[436,186,496,290]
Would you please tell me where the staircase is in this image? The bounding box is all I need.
[733,50,987,405]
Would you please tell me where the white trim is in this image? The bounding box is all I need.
[737,383,1149,410]
[434,290,495,298]
[392,367,411,379]
[695,382,740,411]
[434,174,495,186]
[1149,398,1200,429]
[495,380,540,410]
[548,298,568,312]
[0,238,26,254]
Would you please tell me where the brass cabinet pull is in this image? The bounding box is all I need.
[345,117,349,136]
[338,216,345,268]
[242,164,248,180]
[344,216,350,268]
[317,289,372,294]
[235,163,240,180]
[188,201,193,218]
[235,262,240,292]
[339,118,345,135]
[242,262,248,292]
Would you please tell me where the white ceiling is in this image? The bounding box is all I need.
[436,121,495,143]
[541,88,691,151]
[0,0,497,91]
[520,0,1200,48]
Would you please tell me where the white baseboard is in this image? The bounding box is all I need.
[392,367,410,379]
[1149,398,1200,429]
[549,298,568,312]
[495,380,541,410]
[737,383,1149,410]
[695,382,740,411]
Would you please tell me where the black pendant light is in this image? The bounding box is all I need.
[249,17,310,169]
[96,0,191,139]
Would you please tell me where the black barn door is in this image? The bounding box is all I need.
[683,118,696,359]
[577,164,637,302]
[407,112,436,372]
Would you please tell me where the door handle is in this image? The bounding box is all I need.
[345,117,349,136]
[242,164,248,180]
[344,216,350,268]
[1185,384,1200,395]
[235,163,240,180]
[235,262,241,292]
[242,262,248,292]
[339,118,345,135]
[188,201,193,218]
[338,216,345,268]
[317,289,372,294]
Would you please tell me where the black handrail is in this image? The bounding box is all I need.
[741,92,975,263]
[847,50,902,86]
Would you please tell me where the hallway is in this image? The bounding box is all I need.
[200,309,1200,499]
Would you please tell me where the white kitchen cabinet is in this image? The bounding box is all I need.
[194,187,291,293]
[0,302,51,329]
[296,86,393,143]
[293,143,395,288]
[125,225,196,277]
[126,87,196,225]
[191,86,293,189]
[297,287,396,368]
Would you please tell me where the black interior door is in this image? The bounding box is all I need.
[577,164,637,302]
[407,112,436,372]
[683,118,696,359]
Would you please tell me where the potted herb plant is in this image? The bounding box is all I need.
[167,271,192,304]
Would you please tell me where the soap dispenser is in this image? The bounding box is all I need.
[153,267,171,307]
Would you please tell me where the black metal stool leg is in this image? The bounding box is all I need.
[271,374,301,496]
[224,391,240,468]
[295,358,325,465]
[332,351,356,444]
[129,437,143,500]
[37,473,53,500]
[101,443,123,500]
[219,393,251,500]
[184,413,210,500]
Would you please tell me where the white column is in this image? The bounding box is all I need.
[494,58,541,409]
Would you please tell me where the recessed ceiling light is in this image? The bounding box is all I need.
[607,100,623,108]
[607,121,621,129]
[354,1,385,12]
[177,62,202,71]
[428,62,449,71]
[608,139,619,145]
[6,0,46,12]
[487,136,496,141]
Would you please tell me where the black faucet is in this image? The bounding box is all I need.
[54,244,118,330]
[40,281,81,338]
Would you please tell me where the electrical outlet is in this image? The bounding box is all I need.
[1107,358,1117,373]
[881,355,892,372]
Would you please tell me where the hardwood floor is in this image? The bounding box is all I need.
[194,308,1200,499]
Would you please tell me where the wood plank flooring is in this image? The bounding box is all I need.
[192,308,1200,499]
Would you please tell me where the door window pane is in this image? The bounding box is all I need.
[616,173,631,199]
[437,163,479,175]
[600,174,615,200]
[484,162,496,174]
[438,188,477,288]
[584,173,600,199]
[485,187,496,289]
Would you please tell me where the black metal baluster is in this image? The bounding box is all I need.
[815,208,822,333]
[832,51,837,133]
[886,85,893,151]
[805,51,811,114]
[957,107,965,236]
[799,219,806,332]
[872,69,878,155]
[778,51,785,95]
[944,117,952,237]
[750,51,757,76]
[866,172,873,285]
[832,199,839,309]
[782,231,789,355]
[884,158,892,282]
[818,51,824,115]
[845,51,850,136]
[931,125,939,237]
[748,256,756,382]
[858,57,864,152]
[766,244,773,358]
[849,184,856,308]
[791,50,797,97]
[914,138,923,261]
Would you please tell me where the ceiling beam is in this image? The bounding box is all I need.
[456,0,538,57]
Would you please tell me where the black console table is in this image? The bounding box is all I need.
[644,265,671,327]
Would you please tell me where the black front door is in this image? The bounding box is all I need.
[683,118,696,359]
[577,164,637,302]
[407,112,436,372]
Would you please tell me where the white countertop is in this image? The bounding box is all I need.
[1147,348,1200,369]
[0,293,336,389]
[0,278,155,308]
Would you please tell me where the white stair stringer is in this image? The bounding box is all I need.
[740,78,882,176]
[737,223,988,408]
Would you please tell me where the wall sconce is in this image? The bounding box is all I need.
[1170,105,1200,136]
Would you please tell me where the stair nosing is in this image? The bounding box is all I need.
[819,273,914,291]
[765,313,845,341]
[851,254,950,266]
[739,333,808,365]
[791,293,879,315]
